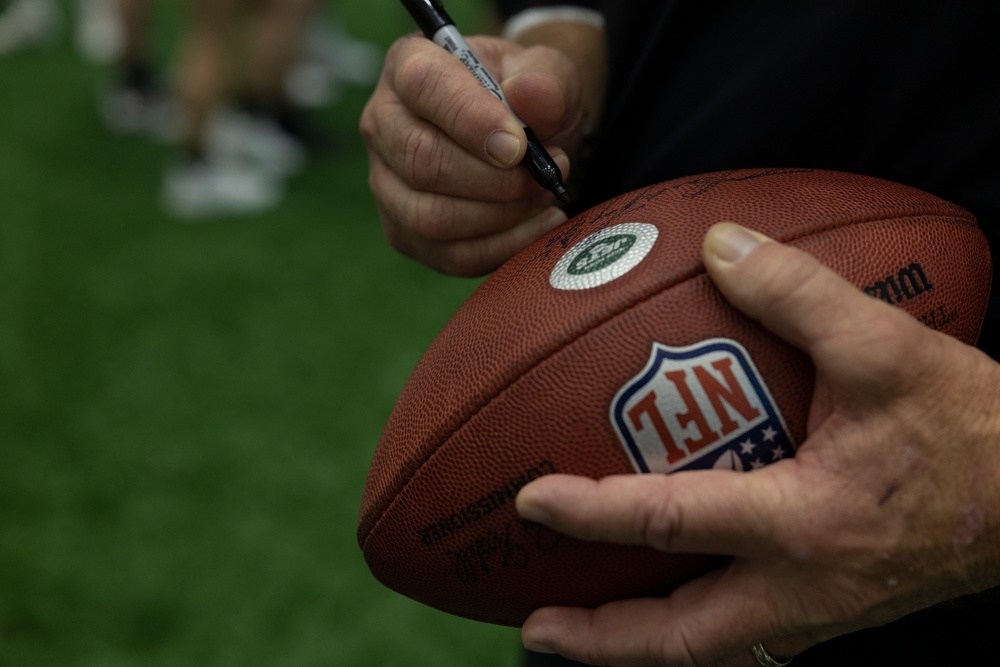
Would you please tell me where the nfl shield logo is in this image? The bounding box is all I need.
[611,339,794,474]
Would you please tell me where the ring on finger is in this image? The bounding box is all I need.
[751,642,792,667]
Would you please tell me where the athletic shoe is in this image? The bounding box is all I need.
[98,83,180,140]
[286,59,342,109]
[206,108,307,177]
[302,15,381,87]
[0,0,61,55]
[161,159,284,220]
[75,0,122,63]
[285,13,381,108]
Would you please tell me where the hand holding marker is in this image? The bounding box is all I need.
[400,0,571,204]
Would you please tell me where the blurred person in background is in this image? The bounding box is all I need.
[0,0,60,54]
[162,0,318,219]
[163,0,380,220]
[3,0,380,221]
[89,0,177,139]
[285,2,381,111]
[76,0,125,61]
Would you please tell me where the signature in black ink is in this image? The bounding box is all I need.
[450,522,529,584]
[538,184,670,260]
[537,169,814,261]
[520,519,563,554]
[667,168,814,199]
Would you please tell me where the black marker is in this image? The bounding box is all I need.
[400,0,571,204]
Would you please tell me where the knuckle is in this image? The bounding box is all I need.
[366,164,390,214]
[437,91,480,138]
[753,247,823,316]
[404,192,453,242]
[380,221,410,257]
[493,169,536,202]
[396,49,496,142]
[664,628,700,667]
[435,242,492,278]
[783,583,876,628]
[769,525,884,627]
[383,36,406,66]
[384,36,418,79]
[358,104,376,143]
[359,96,397,171]
[855,317,918,384]
[373,205,413,259]
[403,123,446,191]
[638,491,686,552]
[394,46,440,105]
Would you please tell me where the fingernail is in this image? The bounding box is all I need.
[707,223,769,263]
[516,492,552,525]
[486,130,522,167]
[522,638,557,655]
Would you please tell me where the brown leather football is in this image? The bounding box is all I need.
[358,168,992,626]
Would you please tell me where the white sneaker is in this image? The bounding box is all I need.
[302,15,381,86]
[161,159,284,220]
[285,60,342,109]
[99,84,180,140]
[75,0,122,63]
[206,109,307,177]
[0,0,61,55]
[285,13,382,108]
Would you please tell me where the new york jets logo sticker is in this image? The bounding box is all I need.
[549,223,658,290]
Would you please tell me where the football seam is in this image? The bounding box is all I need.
[360,207,976,550]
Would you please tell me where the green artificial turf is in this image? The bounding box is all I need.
[0,1,520,665]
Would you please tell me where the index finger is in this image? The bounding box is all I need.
[389,34,528,169]
[515,471,791,559]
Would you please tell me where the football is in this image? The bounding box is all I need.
[358,168,992,626]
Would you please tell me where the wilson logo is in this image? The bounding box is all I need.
[863,263,933,305]
[611,339,794,474]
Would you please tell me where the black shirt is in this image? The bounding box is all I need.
[501,0,998,358]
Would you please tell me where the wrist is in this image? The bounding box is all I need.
[502,6,605,41]
[502,8,608,138]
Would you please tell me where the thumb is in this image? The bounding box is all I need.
[500,46,581,141]
[701,222,903,372]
